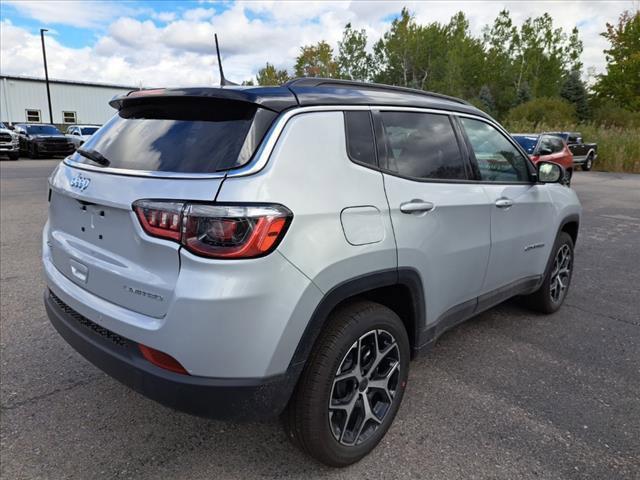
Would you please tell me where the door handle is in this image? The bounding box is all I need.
[495,198,514,209]
[400,200,435,214]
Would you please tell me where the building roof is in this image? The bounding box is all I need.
[109,77,490,119]
[0,75,140,90]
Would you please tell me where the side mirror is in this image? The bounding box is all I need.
[538,161,563,183]
[577,137,582,143]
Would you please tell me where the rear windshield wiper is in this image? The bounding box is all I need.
[77,148,110,167]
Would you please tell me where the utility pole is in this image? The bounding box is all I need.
[40,28,53,124]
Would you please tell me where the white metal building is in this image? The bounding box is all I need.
[0,75,139,126]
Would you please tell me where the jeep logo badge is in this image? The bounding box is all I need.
[70,173,91,192]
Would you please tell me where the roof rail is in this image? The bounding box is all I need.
[284,77,470,106]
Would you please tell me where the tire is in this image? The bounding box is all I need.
[524,232,574,314]
[28,143,38,159]
[283,300,410,467]
[8,152,19,160]
[582,153,594,171]
[565,168,572,186]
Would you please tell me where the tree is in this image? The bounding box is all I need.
[337,23,372,81]
[506,97,576,127]
[372,8,425,87]
[294,41,339,78]
[439,12,485,98]
[482,10,520,117]
[256,62,290,85]
[560,70,589,120]
[593,10,640,111]
[478,85,496,114]
[514,13,569,98]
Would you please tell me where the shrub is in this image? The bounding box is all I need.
[506,97,576,127]
[591,101,640,128]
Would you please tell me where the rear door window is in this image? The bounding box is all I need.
[69,99,275,173]
[378,111,467,180]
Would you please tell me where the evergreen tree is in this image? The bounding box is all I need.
[560,70,589,120]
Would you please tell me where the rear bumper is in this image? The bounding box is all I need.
[44,290,296,420]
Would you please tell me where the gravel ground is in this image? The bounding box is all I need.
[1,159,639,479]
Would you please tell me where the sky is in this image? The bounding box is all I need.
[0,0,634,88]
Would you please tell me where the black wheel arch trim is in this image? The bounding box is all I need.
[534,213,579,291]
[287,268,425,374]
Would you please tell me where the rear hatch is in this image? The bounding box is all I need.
[47,96,276,318]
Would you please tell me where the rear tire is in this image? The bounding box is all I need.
[524,232,574,314]
[582,153,593,171]
[283,300,410,467]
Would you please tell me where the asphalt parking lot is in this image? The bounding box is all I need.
[1,159,639,479]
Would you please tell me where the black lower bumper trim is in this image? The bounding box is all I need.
[44,290,296,420]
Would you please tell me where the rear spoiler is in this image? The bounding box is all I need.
[109,87,298,113]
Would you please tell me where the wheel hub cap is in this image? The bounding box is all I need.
[550,244,572,303]
[328,329,401,446]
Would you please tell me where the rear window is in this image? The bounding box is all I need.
[69,98,275,173]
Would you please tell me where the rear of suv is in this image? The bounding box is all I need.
[43,79,581,467]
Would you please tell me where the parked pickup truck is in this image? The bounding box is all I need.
[548,132,597,171]
[0,122,20,160]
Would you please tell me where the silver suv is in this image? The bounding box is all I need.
[43,79,581,466]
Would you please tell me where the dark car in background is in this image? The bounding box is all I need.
[14,124,76,159]
[547,132,597,171]
[512,133,574,183]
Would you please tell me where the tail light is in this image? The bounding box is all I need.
[132,200,292,259]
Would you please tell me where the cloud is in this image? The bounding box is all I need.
[3,0,138,29]
[152,11,177,23]
[0,1,631,88]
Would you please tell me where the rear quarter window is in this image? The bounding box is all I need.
[69,98,276,174]
[344,111,376,166]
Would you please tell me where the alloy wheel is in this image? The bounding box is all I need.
[329,329,401,446]
[550,244,572,303]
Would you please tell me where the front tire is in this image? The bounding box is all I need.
[582,153,594,171]
[8,152,19,160]
[283,301,410,467]
[28,143,38,159]
[524,232,574,314]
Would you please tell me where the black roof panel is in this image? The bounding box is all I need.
[108,78,490,119]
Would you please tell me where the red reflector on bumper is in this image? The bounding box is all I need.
[138,344,189,375]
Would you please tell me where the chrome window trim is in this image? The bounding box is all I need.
[61,160,228,179]
[63,104,500,180]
